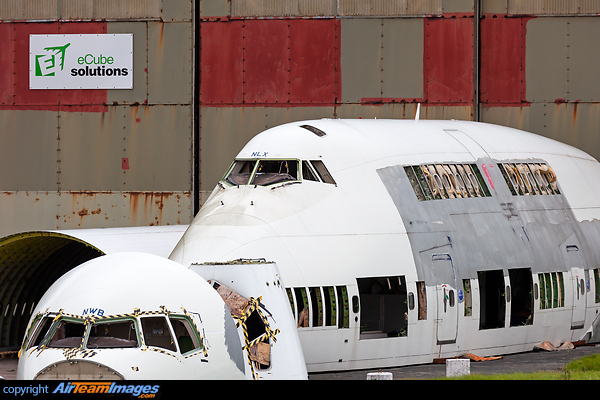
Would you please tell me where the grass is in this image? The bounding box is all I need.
[445,353,600,380]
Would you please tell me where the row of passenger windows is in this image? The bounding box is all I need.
[498,162,560,196]
[404,161,560,201]
[223,159,336,187]
[21,313,203,356]
[404,163,491,201]
[286,268,600,337]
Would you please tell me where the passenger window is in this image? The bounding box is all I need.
[48,319,86,348]
[141,316,176,352]
[309,287,323,327]
[336,286,349,328]
[169,316,202,355]
[295,288,309,328]
[323,286,337,326]
[311,160,336,185]
[88,319,138,348]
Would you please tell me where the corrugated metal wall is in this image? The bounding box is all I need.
[1,0,600,236]
[0,1,193,237]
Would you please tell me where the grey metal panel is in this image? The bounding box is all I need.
[381,18,424,99]
[509,0,580,15]
[481,0,509,14]
[147,21,193,105]
[441,0,473,13]
[0,110,58,191]
[341,18,382,103]
[59,106,192,191]
[231,0,304,17]
[525,17,568,102]
[338,0,442,16]
[199,0,230,17]
[19,0,58,20]
[161,0,192,22]
[61,0,161,20]
[106,22,148,105]
[567,17,600,102]
[0,192,62,237]
[298,0,337,16]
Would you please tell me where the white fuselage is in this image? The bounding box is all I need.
[170,119,600,372]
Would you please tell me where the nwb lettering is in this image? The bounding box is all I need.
[82,308,104,316]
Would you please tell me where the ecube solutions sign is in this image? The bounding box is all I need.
[30,34,133,89]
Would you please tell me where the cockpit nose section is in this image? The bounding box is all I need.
[17,252,247,380]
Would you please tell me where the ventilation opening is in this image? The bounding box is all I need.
[0,232,104,351]
[300,124,327,137]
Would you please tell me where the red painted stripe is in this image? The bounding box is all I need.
[0,22,108,113]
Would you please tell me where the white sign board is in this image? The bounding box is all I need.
[30,34,133,89]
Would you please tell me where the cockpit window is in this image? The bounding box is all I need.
[223,158,335,187]
[48,319,86,348]
[88,319,139,348]
[226,160,257,186]
[141,316,177,352]
[250,160,298,185]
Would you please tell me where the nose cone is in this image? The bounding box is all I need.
[18,252,245,380]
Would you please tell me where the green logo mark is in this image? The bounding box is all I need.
[35,43,71,76]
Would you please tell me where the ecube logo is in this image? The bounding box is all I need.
[30,34,133,89]
[34,43,70,77]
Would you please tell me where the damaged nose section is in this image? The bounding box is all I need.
[17,252,248,380]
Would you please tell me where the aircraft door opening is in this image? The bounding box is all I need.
[432,254,458,344]
[356,276,408,339]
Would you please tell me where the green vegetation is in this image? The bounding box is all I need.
[445,353,600,380]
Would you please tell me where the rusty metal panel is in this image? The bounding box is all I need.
[566,17,600,102]
[0,191,191,237]
[340,18,382,103]
[106,21,148,105]
[525,17,568,102]
[0,192,62,237]
[0,110,58,191]
[148,21,193,105]
[381,18,423,99]
[59,105,192,191]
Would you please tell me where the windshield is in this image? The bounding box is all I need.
[225,159,299,186]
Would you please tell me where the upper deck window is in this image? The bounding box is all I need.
[404,163,491,201]
[224,159,335,186]
[498,162,560,196]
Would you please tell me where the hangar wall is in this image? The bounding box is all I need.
[1,0,600,238]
